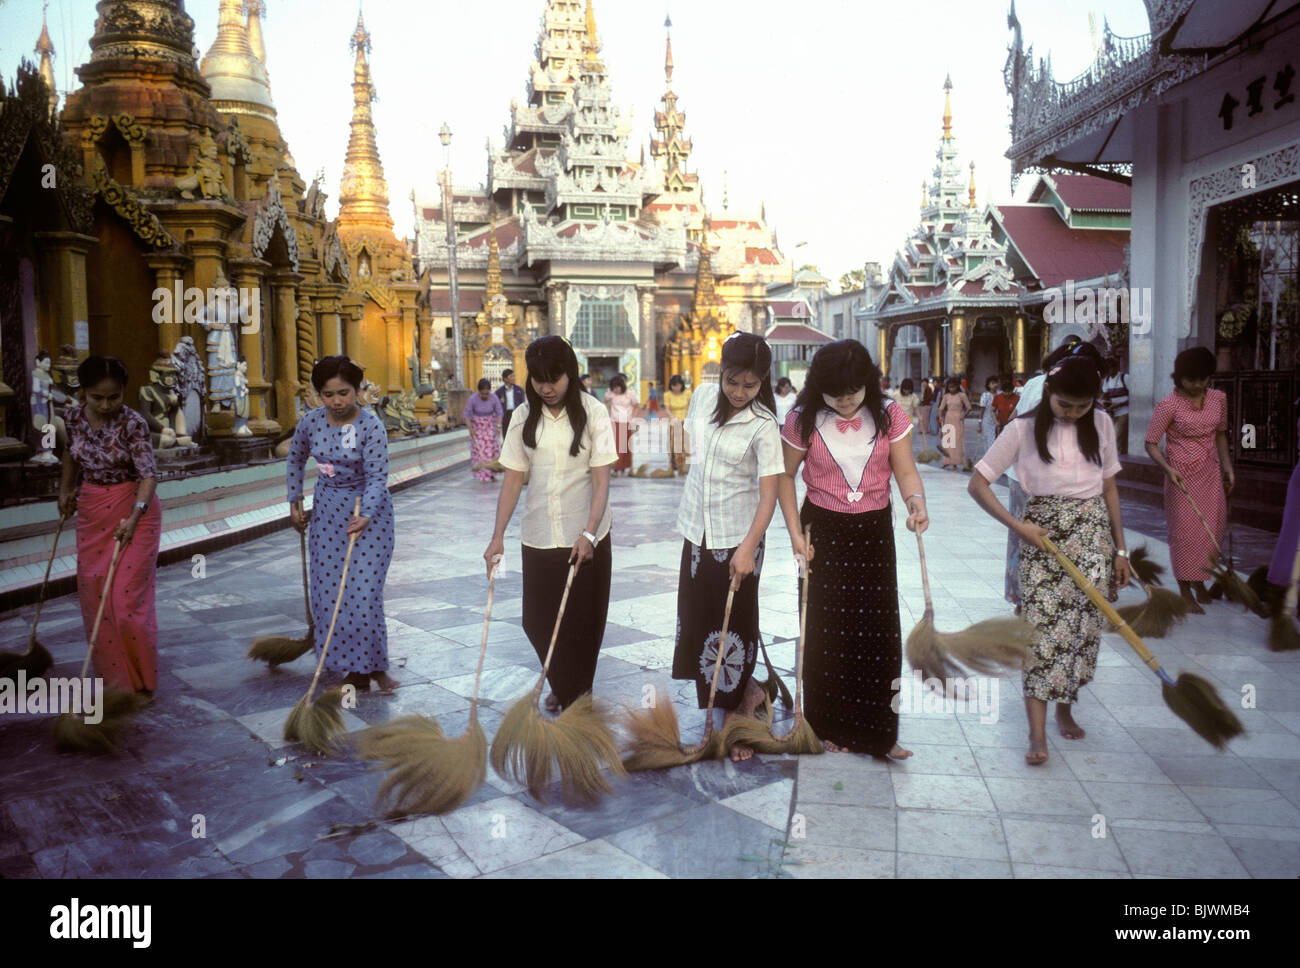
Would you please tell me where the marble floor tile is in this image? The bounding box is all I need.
[895,809,1008,862]
[480,838,668,879]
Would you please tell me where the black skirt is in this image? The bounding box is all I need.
[672,536,764,710]
[521,534,612,708]
[799,500,901,756]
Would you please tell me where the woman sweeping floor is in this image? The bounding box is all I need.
[777,340,923,759]
[968,352,1132,765]
[59,356,161,694]
[485,336,616,712]
[673,332,785,762]
[1143,347,1234,613]
[463,379,504,484]
[287,356,397,694]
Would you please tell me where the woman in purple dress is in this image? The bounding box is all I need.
[464,379,504,483]
[1267,411,1300,601]
[287,356,397,694]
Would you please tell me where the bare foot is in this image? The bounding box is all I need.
[372,672,401,695]
[723,680,765,762]
[1194,582,1213,604]
[544,692,561,714]
[887,744,913,760]
[1181,590,1206,615]
[1055,704,1085,739]
[822,740,849,753]
[1025,734,1049,765]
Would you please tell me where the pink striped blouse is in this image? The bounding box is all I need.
[781,402,911,513]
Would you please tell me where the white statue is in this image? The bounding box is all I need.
[233,358,252,437]
[201,272,238,415]
[29,351,59,464]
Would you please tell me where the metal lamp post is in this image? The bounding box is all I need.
[439,123,463,389]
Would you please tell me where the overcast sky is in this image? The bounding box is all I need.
[2,0,1151,282]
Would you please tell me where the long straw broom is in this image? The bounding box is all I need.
[722,532,822,756]
[0,512,67,680]
[905,530,1035,682]
[1176,482,1263,615]
[357,555,502,815]
[490,561,625,804]
[1268,535,1300,652]
[755,632,793,709]
[52,538,150,754]
[1042,536,1244,749]
[283,498,362,755]
[1114,545,1189,639]
[621,577,740,771]
[247,526,315,666]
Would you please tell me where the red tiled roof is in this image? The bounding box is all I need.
[996,204,1129,288]
[464,217,523,250]
[710,219,762,231]
[746,247,780,266]
[767,300,812,318]
[765,323,834,344]
[1040,173,1131,212]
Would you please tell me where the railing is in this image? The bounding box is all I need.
[1212,370,1298,468]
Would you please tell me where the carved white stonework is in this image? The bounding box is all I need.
[522,207,687,266]
[252,176,300,271]
[1185,140,1300,334]
[563,283,640,348]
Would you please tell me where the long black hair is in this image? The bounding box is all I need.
[311,355,364,392]
[521,335,587,456]
[711,332,777,426]
[77,355,129,389]
[1021,353,1104,465]
[792,339,888,447]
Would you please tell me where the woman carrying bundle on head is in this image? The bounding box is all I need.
[937,377,972,470]
[1143,347,1234,614]
[665,374,694,476]
[967,351,1132,765]
[484,336,616,713]
[776,340,926,758]
[287,356,398,695]
[673,332,785,762]
[464,378,504,484]
[58,356,161,695]
[605,374,640,477]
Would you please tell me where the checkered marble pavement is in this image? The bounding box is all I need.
[1,448,1296,878]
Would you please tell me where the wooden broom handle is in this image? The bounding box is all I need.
[914,529,935,614]
[1042,537,1165,677]
[299,528,312,627]
[29,512,69,647]
[794,527,811,720]
[80,537,124,680]
[534,560,578,695]
[701,578,740,728]
[1175,481,1225,560]
[305,498,363,703]
[1284,535,1300,622]
[470,556,502,721]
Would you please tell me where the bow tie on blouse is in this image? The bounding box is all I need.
[835,417,862,434]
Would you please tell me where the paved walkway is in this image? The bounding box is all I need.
[1,443,1296,878]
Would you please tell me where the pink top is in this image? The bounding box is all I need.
[976,410,1121,498]
[782,401,911,513]
[1144,388,1226,474]
[606,389,639,423]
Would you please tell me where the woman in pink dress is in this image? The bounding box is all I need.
[1144,347,1235,613]
[604,374,640,476]
[938,377,971,470]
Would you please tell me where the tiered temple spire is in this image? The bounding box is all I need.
[942,72,953,140]
[246,1,267,66]
[337,10,393,233]
[35,8,57,116]
[650,13,697,200]
[201,0,276,121]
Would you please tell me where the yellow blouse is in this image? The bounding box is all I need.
[664,388,693,421]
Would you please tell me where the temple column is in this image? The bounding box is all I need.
[229,257,276,434]
[877,326,889,378]
[385,312,404,394]
[36,232,98,361]
[926,323,942,377]
[1013,314,1026,377]
[318,291,343,358]
[951,315,968,377]
[296,292,318,393]
[546,282,568,338]
[637,285,657,392]
[144,251,190,365]
[342,294,363,359]
[272,270,304,430]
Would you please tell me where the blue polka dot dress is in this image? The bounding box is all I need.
[286,407,394,675]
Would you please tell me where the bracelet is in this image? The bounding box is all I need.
[1114,549,1128,559]
[905,493,926,503]
[581,529,598,545]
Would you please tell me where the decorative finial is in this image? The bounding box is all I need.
[664,11,674,85]
[723,170,729,211]
[968,161,977,209]
[351,6,371,56]
[942,73,953,141]
[921,180,928,209]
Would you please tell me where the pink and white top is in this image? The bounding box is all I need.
[976,409,1121,498]
[781,402,911,513]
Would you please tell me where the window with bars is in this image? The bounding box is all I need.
[571,297,637,348]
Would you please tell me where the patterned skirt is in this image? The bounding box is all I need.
[468,415,500,483]
[672,536,764,710]
[1019,494,1114,703]
[1004,477,1029,606]
[1165,457,1225,582]
[799,500,901,756]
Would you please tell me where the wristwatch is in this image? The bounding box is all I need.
[1114,548,1128,559]
[133,501,148,513]
[581,529,598,546]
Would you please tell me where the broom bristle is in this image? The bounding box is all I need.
[0,640,54,680]
[489,694,555,797]
[283,687,345,755]
[940,618,1036,674]
[491,693,623,803]
[51,686,149,755]
[722,699,825,756]
[1161,673,1244,750]
[1268,612,1300,652]
[621,690,688,772]
[358,715,487,816]
[1129,546,1164,586]
[1207,563,1266,616]
[247,631,314,666]
[915,449,941,464]
[1118,587,1188,638]
[905,611,959,681]
[1246,565,1271,603]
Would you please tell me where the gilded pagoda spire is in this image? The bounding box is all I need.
[942,73,953,141]
[583,0,603,68]
[484,213,503,307]
[201,0,276,121]
[664,13,674,86]
[692,222,725,318]
[35,6,57,116]
[337,10,394,234]
[968,161,977,208]
[246,0,267,65]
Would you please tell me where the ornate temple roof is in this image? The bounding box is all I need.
[337,11,394,235]
[990,203,1130,289]
[200,0,276,121]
